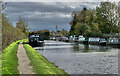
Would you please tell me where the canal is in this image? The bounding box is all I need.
[34,40,119,74]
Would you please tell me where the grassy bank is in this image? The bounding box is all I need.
[23,44,68,75]
[2,40,22,74]
[0,53,2,76]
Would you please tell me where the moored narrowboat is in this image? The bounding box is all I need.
[88,37,100,45]
[107,37,120,45]
[69,35,78,42]
[78,35,85,44]
[29,34,44,47]
[87,37,106,45]
[99,38,106,45]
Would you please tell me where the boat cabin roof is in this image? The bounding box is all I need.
[30,35,39,38]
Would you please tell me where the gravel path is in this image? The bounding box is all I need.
[17,42,35,74]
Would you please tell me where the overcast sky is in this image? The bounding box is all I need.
[4,1,119,31]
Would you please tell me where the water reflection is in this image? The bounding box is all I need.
[73,44,111,53]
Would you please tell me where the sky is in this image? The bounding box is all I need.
[3,1,119,31]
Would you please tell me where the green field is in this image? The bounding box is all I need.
[23,44,69,75]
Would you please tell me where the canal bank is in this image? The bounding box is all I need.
[23,43,68,75]
[36,40,119,74]
[2,40,68,75]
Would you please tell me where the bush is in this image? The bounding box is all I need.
[2,15,25,50]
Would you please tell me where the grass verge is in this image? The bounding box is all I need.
[2,40,23,74]
[23,44,69,75]
[0,53,2,76]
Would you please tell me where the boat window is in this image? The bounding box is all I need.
[34,37,39,41]
[100,39,105,41]
[31,39,33,42]
[114,40,116,42]
[113,39,115,42]
[39,38,44,41]
[119,39,120,42]
[116,40,118,42]
[34,38,37,41]
[111,40,113,42]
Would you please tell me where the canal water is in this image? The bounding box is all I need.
[34,40,119,74]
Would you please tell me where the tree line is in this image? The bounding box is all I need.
[69,2,120,37]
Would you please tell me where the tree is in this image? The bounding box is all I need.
[96,2,120,33]
[43,29,50,37]
[75,23,88,35]
[0,2,7,12]
[61,29,68,36]
[1,2,26,50]
[69,8,88,35]
[16,17,29,36]
[69,7,102,37]
[118,1,120,28]
[16,17,29,37]
[69,12,78,35]
[2,15,25,50]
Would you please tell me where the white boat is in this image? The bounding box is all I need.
[78,35,85,43]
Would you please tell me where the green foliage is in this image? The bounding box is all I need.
[61,29,68,36]
[96,2,120,33]
[69,7,102,37]
[69,2,120,37]
[2,15,25,50]
[23,44,68,75]
[75,23,88,35]
[69,13,78,34]
[84,30,93,37]
[16,17,29,37]
[2,40,22,74]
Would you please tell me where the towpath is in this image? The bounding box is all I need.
[17,42,35,74]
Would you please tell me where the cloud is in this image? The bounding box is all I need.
[3,0,120,2]
[5,2,101,31]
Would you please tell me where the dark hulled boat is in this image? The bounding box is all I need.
[29,34,44,47]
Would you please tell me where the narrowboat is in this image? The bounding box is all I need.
[107,37,120,45]
[88,37,100,45]
[29,34,44,47]
[69,35,73,42]
[61,36,69,42]
[59,37,62,41]
[99,38,106,45]
[50,36,56,40]
[88,37,106,45]
[69,35,76,42]
[83,38,89,44]
[78,35,85,43]
[66,37,69,42]
[61,36,66,42]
